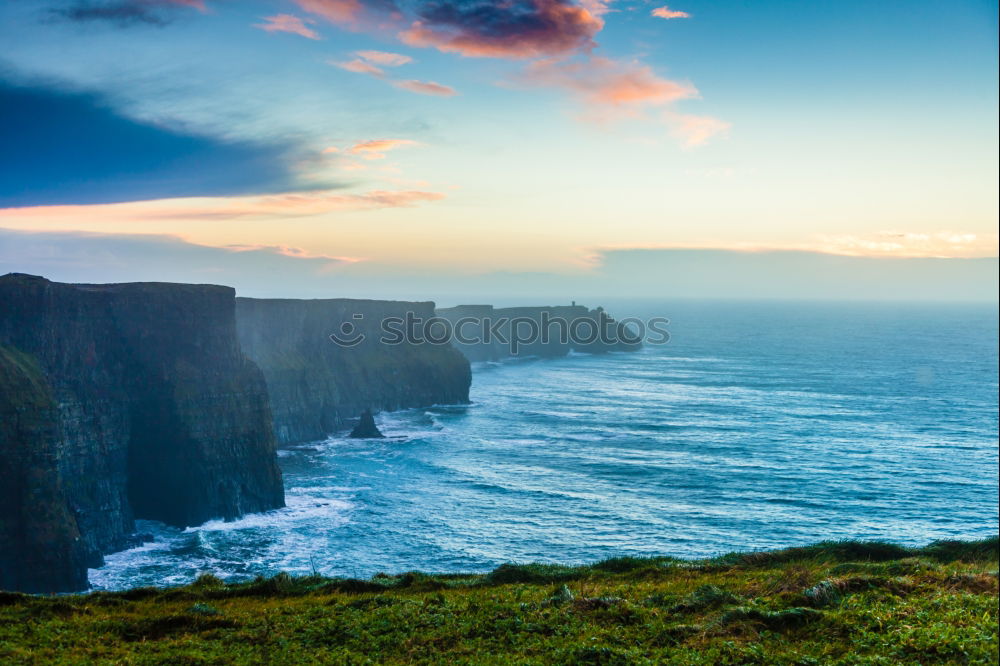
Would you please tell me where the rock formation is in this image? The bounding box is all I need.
[0,274,284,592]
[349,409,384,439]
[236,297,471,445]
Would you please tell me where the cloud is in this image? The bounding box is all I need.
[355,50,412,66]
[664,112,731,146]
[3,230,995,302]
[254,14,320,39]
[651,6,690,19]
[224,244,361,263]
[334,46,416,77]
[0,79,307,206]
[392,79,458,96]
[296,0,603,59]
[184,189,447,217]
[331,48,457,95]
[292,0,367,28]
[517,58,728,145]
[0,228,359,295]
[578,0,611,16]
[327,51,413,79]
[302,0,717,130]
[520,56,696,108]
[591,248,999,301]
[0,189,446,222]
[50,0,206,27]
[335,58,387,76]
[815,230,998,258]
[348,138,418,159]
[295,0,723,140]
[399,0,603,59]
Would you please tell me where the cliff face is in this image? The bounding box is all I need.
[435,304,642,362]
[0,345,89,593]
[0,274,283,592]
[236,298,471,445]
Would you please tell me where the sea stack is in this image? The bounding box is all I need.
[349,409,384,439]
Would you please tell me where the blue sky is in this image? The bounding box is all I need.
[0,0,996,299]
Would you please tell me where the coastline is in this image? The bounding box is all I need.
[3,537,997,663]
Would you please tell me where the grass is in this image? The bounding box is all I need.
[0,537,996,664]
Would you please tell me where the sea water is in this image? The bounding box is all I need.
[89,301,999,589]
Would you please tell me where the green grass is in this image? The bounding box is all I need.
[1,538,996,664]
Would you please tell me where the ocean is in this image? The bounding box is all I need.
[89,301,999,589]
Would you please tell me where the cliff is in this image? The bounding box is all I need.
[435,304,642,362]
[0,274,284,592]
[0,345,89,593]
[236,298,471,445]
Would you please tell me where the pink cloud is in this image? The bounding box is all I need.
[355,50,413,66]
[0,189,446,222]
[664,112,731,146]
[518,57,728,146]
[393,79,458,96]
[335,58,386,76]
[296,0,722,142]
[579,0,612,16]
[348,139,418,159]
[398,0,603,59]
[292,0,365,27]
[332,50,457,96]
[651,6,690,19]
[333,50,413,78]
[521,56,697,108]
[254,14,321,39]
[210,189,445,217]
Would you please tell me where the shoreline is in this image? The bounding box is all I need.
[37,536,1000,594]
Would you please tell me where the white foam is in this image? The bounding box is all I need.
[189,495,354,533]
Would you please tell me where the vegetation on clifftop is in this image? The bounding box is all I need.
[1,537,996,664]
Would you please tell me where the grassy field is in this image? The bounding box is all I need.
[1,538,996,664]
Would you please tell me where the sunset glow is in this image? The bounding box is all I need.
[0,0,996,296]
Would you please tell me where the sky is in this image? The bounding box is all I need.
[0,0,997,301]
